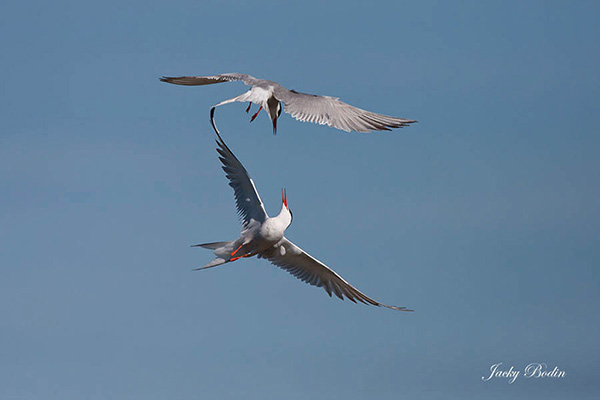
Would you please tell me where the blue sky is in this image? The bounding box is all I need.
[1,1,599,399]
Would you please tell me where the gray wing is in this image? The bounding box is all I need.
[213,124,268,227]
[259,238,412,311]
[160,73,259,86]
[273,86,417,133]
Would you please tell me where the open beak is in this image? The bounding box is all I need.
[282,188,287,208]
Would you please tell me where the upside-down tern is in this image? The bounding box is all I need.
[160,73,417,135]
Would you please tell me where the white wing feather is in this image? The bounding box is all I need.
[260,238,412,311]
[273,86,416,133]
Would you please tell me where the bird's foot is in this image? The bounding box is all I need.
[230,251,257,262]
[230,253,251,262]
[250,106,263,122]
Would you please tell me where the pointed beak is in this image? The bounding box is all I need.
[272,117,277,135]
[282,188,287,208]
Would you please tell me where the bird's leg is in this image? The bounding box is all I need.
[231,243,244,257]
[230,253,247,262]
[250,106,263,122]
[230,251,257,262]
[245,103,252,113]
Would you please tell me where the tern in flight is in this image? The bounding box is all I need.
[160,73,417,135]
[193,118,413,311]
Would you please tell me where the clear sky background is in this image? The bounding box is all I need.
[1,1,599,399]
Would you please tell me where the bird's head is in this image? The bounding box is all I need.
[280,188,293,227]
[267,98,282,135]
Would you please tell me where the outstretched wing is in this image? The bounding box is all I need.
[212,121,268,227]
[273,85,416,133]
[160,73,259,86]
[260,238,412,311]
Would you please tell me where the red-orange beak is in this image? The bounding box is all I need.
[282,188,288,209]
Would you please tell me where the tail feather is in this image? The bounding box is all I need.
[193,241,232,250]
[192,240,237,271]
[194,257,228,271]
[193,240,248,271]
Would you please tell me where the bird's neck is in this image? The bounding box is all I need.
[274,205,292,230]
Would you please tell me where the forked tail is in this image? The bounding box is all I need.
[192,240,235,270]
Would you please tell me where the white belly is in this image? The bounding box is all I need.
[258,218,285,244]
